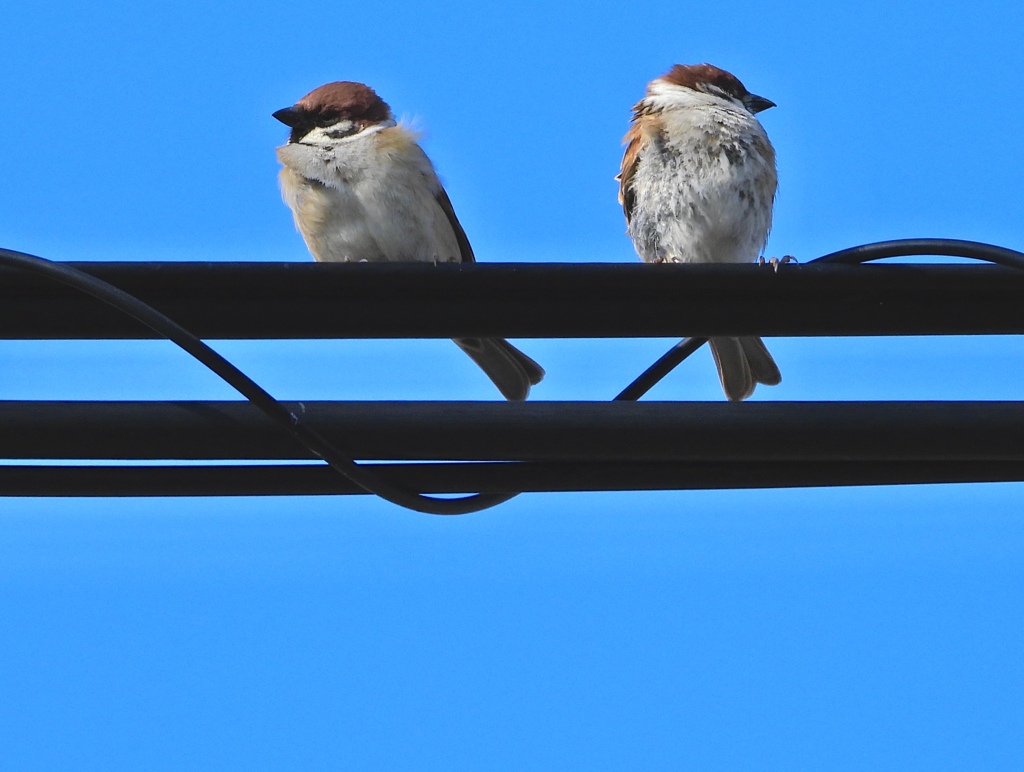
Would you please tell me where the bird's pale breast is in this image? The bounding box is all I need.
[628,107,776,265]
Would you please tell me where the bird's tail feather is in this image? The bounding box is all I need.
[739,336,781,386]
[709,336,780,402]
[453,337,545,401]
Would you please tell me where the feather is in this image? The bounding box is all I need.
[434,186,475,264]
[709,337,755,402]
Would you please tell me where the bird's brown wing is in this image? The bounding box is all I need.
[436,182,545,399]
[434,187,476,264]
[616,120,645,226]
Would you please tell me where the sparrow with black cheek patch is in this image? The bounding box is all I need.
[274,81,544,401]
[618,63,782,401]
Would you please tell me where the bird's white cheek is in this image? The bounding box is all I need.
[275,143,337,186]
[275,143,305,169]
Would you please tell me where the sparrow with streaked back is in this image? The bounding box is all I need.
[274,81,544,401]
[618,63,782,401]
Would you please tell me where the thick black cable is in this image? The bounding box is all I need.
[615,238,1024,400]
[614,337,707,401]
[0,247,517,515]
[6,238,1024,507]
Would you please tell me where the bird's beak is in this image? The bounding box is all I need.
[744,94,776,114]
[272,106,302,127]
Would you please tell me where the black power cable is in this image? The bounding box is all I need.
[0,247,517,515]
[614,238,1024,401]
[3,239,1022,512]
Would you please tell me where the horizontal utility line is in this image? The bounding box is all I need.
[2,460,1022,496]
[0,262,1022,338]
[3,400,1024,462]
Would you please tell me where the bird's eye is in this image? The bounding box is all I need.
[313,111,343,128]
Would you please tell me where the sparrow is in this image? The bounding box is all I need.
[273,81,544,401]
[617,63,782,401]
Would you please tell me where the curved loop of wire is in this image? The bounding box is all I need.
[614,238,1024,401]
[0,247,517,515]
[813,238,1024,268]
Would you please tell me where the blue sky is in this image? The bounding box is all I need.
[1,1,1023,768]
